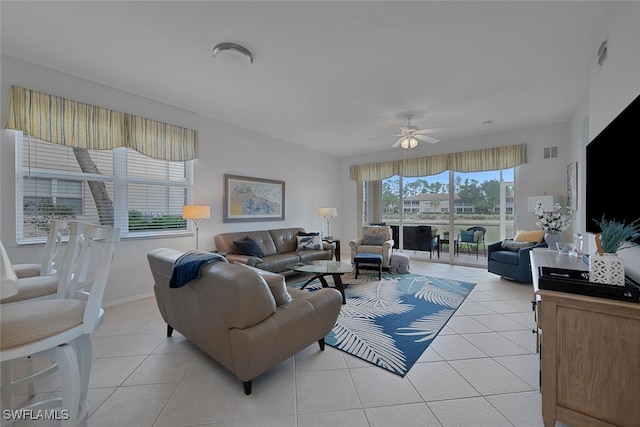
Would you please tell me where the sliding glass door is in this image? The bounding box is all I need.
[376,168,514,266]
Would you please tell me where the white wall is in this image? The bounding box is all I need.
[1,56,342,305]
[340,122,572,245]
[569,2,640,277]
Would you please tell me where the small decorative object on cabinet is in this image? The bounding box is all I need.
[590,216,640,286]
[534,201,570,250]
[543,232,561,249]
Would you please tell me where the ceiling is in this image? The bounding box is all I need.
[0,1,613,158]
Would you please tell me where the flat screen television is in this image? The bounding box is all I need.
[585,93,640,244]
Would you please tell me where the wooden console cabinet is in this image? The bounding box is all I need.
[531,250,640,426]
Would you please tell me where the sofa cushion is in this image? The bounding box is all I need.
[254,253,301,273]
[362,233,387,246]
[296,235,323,250]
[490,250,520,265]
[514,229,545,243]
[501,240,536,251]
[233,237,265,257]
[233,262,292,306]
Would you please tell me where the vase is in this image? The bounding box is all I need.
[544,232,561,249]
[589,252,625,286]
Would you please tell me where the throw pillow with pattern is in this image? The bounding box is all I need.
[296,235,323,250]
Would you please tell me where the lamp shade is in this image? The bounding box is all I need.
[527,196,563,212]
[182,205,211,220]
[318,207,337,218]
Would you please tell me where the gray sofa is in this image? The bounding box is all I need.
[214,227,334,273]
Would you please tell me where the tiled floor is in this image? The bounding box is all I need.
[9,261,563,427]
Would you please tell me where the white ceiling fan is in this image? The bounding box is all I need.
[371,114,448,149]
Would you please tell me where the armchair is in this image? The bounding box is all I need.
[349,226,394,268]
[488,239,547,283]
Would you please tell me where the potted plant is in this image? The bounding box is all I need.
[594,216,640,255]
[590,216,640,286]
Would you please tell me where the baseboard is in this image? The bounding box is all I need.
[103,291,154,307]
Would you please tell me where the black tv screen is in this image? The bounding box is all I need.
[585,93,640,242]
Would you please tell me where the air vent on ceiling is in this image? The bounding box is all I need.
[597,39,608,68]
[543,146,559,159]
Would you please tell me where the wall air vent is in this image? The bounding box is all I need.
[543,146,559,159]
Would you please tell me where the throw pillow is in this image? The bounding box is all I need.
[362,233,387,246]
[513,229,545,243]
[233,237,265,258]
[233,262,292,306]
[296,235,323,250]
[460,230,476,243]
[501,240,536,251]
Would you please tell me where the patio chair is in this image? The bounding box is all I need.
[457,226,487,259]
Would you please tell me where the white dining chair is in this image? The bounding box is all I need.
[12,219,72,279]
[0,222,120,426]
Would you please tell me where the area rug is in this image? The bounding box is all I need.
[289,272,476,376]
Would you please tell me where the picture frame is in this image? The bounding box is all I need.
[567,161,577,211]
[223,174,285,223]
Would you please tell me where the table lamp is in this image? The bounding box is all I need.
[182,205,211,249]
[318,207,337,238]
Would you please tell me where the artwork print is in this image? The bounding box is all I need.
[223,174,285,222]
[567,162,577,211]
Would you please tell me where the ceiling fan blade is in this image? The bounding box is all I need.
[414,126,450,135]
[369,134,401,141]
[391,137,404,148]
[415,134,440,144]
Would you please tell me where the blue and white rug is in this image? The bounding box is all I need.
[290,272,476,376]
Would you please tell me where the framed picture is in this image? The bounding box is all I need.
[223,174,285,222]
[567,161,577,211]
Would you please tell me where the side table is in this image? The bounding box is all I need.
[322,237,341,261]
[439,237,458,256]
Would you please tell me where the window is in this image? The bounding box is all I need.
[15,132,193,243]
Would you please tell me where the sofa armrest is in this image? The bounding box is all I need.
[517,242,547,263]
[225,253,263,267]
[349,238,363,249]
[382,239,394,250]
[228,287,342,382]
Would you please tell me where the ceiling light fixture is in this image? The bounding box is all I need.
[400,136,418,150]
[212,42,253,71]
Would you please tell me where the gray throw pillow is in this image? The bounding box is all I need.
[362,233,387,246]
[501,240,536,251]
[234,262,292,306]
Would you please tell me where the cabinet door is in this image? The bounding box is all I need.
[554,305,640,425]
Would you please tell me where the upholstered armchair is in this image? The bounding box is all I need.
[488,239,547,283]
[349,226,394,268]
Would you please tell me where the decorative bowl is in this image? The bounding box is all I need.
[555,242,574,254]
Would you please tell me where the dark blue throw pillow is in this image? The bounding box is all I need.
[233,237,264,257]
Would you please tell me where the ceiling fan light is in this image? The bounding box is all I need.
[409,137,418,149]
[400,138,410,149]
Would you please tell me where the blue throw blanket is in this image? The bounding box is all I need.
[169,250,228,288]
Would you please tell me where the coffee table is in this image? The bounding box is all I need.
[289,260,353,304]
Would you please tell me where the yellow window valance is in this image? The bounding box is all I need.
[350,143,527,181]
[4,86,198,161]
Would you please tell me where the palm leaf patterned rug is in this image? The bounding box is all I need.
[289,272,475,376]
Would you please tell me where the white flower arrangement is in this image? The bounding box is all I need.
[534,201,571,233]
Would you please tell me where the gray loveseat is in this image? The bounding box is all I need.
[214,227,334,273]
